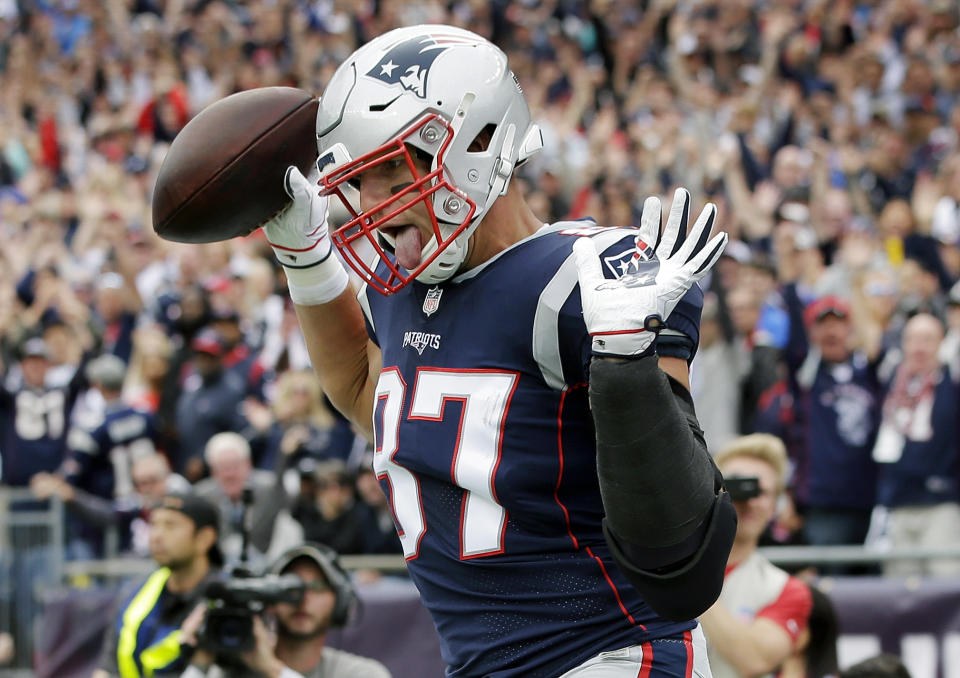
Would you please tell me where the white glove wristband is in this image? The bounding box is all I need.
[591,329,656,357]
[283,254,349,306]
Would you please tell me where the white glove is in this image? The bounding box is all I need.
[263,165,348,306]
[573,188,728,358]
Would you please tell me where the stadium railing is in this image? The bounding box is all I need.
[58,546,960,581]
[0,488,64,675]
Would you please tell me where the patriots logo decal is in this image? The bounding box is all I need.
[366,34,481,99]
[603,247,640,278]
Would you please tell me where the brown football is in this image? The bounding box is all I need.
[152,86,319,243]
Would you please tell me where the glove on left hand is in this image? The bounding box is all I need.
[573,188,728,359]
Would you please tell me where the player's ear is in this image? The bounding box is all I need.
[467,124,496,153]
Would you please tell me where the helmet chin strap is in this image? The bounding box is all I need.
[490,124,516,199]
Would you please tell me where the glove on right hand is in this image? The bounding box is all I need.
[262,165,348,305]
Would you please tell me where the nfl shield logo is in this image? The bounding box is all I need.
[423,286,443,316]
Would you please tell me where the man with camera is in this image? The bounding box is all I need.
[700,434,813,678]
[93,492,224,678]
[178,543,390,678]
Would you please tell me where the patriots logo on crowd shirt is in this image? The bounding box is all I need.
[366,33,481,99]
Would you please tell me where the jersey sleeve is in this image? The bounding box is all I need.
[357,283,379,348]
[755,575,813,645]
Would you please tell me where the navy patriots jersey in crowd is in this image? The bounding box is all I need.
[360,222,695,678]
[0,370,83,487]
[63,403,158,500]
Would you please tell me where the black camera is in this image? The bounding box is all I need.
[201,573,305,655]
[724,475,762,502]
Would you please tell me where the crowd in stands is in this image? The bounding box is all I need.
[1,0,959,579]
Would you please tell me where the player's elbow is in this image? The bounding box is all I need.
[604,492,737,621]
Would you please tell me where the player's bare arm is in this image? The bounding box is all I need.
[293,292,380,439]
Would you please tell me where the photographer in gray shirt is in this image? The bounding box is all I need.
[180,543,390,678]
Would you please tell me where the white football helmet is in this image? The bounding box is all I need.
[314,24,543,295]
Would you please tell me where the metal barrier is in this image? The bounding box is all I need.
[0,488,63,673]
[59,544,960,583]
[759,543,960,566]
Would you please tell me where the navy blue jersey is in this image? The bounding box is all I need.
[360,223,694,678]
[790,353,880,511]
[64,403,158,500]
[0,372,82,487]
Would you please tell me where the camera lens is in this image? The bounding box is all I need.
[214,616,248,650]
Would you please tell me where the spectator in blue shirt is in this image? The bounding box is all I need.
[172,329,248,482]
[873,312,960,577]
[778,296,882,562]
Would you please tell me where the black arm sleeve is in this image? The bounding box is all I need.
[590,356,736,621]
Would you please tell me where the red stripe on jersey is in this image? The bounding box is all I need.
[585,546,644,628]
[683,630,694,678]
[554,385,584,549]
[636,642,653,678]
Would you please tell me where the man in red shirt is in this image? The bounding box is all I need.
[701,434,813,678]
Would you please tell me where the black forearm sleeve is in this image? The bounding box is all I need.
[590,356,716,550]
[590,356,736,621]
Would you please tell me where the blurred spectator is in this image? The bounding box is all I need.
[193,431,302,566]
[62,353,158,501]
[872,313,960,577]
[779,584,840,678]
[295,459,369,555]
[775,296,881,562]
[690,291,743,452]
[931,154,960,276]
[90,249,143,363]
[55,353,158,556]
[172,329,249,481]
[240,255,285,357]
[210,298,266,402]
[839,654,912,678]
[355,461,402,556]
[30,451,189,557]
[721,279,784,435]
[941,280,960,367]
[243,368,350,471]
[701,434,812,678]
[0,338,86,489]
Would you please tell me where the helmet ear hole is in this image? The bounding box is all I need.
[467,123,497,153]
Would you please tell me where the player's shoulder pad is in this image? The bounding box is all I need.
[546,221,641,280]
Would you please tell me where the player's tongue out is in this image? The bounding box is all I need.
[394,225,423,271]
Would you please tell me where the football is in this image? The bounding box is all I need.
[152,86,319,243]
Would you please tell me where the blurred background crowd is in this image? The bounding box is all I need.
[1,0,960,611]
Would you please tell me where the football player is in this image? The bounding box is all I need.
[262,24,735,678]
